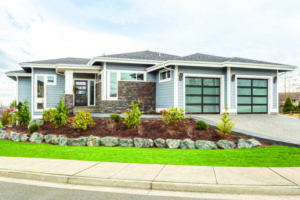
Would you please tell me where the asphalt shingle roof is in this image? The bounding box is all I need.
[101,50,182,61]
[20,57,90,65]
[181,53,229,62]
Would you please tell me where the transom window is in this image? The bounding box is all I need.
[120,72,144,81]
[159,70,171,81]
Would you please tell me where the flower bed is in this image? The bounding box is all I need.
[2,118,268,149]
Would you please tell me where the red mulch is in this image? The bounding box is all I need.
[5,119,269,145]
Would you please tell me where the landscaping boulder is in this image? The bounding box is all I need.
[56,136,68,146]
[10,132,20,142]
[68,137,87,146]
[29,132,44,144]
[180,139,195,149]
[134,137,144,148]
[87,135,100,146]
[44,135,57,144]
[0,131,8,139]
[237,139,254,149]
[248,138,262,147]
[100,136,119,147]
[28,119,44,128]
[154,138,165,148]
[144,139,154,148]
[195,140,217,150]
[166,139,181,149]
[217,140,236,149]
[120,139,133,147]
[20,134,29,142]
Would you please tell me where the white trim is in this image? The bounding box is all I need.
[146,60,297,72]
[159,68,172,83]
[107,71,118,100]
[174,65,178,107]
[276,69,279,112]
[88,56,161,66]
[16,76,19,104]
[234,75,273,114]
[65,70,73,95]
[31,67,34,115]
[119,71,147,82]
[73,78,96,107]
[5,72,31,77]
[226,67,231,109]
[183,74,225,113]
[102,62,107,100]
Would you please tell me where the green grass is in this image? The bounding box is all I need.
[0,140,299,167]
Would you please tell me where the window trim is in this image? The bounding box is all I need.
[120,72,146,82]
[34,74,47,112]
[46,75,57,85]
[159,69,171,82]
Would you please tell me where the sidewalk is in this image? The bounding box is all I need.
[0,157,299,195]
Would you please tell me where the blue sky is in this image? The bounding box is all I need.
[0,0,300,105]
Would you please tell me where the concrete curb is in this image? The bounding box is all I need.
[0,169,299,195]
[192,116,300,148]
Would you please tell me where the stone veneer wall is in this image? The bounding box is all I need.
[64,94,74,114]
[97,81,156,113]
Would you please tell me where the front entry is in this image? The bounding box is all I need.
[185,77,220,114]
[74,80,88,106]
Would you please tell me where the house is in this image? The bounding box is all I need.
[5,50,297,118]
[279,92,300,107]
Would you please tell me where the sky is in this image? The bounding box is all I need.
[0,0,300,106]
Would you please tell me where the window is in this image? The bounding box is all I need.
[159,70,171,82]
[36,76,45,110]
[120,72,144,81]
[109,71,118,98]
[89,80,95,106]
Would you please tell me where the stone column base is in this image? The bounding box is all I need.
[65,94,74,114]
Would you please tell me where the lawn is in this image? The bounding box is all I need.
[0,140,299,167]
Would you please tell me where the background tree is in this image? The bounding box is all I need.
[282,97,295,113]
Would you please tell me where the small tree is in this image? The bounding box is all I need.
[50,96,69,128]
[16,100,31,126]
[216,107,234,137]
[10,100,17,108]
[283,97,295,113]
[162,107,185,125]
[123,101,142,129]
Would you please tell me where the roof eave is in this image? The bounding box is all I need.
[88,56,162,66]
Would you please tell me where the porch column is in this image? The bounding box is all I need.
[65,70,74,113]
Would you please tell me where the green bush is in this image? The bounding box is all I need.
[110,113,122,122]
[162,107,185,125]
[0,122,2,128]
[16,100,31,126]
[283,97,295,113]
[28,123,39,133]
[42,109,56,121]
[195,120,209,130]
[10,100,17,108]
[1,109,10,126]
[72,110,95,131]
[123,101,142,129]
[216,107,234,137]
[50,97,69,128]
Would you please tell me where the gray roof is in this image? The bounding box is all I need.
[181,53,229,62]
[101,50,182,61]
[20,57,90,65]
[101,50,289,66]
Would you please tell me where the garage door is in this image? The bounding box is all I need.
[237,78,268,114]
[185,77,220,114]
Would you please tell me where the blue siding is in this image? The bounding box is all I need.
[156,70,174,109]
[18,77,31,112]
[32,68,65,115]
[231,68,277,109]
[106,63,148,71]
[178,67,226,109]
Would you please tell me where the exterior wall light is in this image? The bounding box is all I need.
[179,72,183,81]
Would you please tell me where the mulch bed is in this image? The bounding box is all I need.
[5,118,269,145]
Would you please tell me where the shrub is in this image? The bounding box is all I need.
[28,123,39,133]
[16,100,31,126]
[162,107,185,125]
[1,109,10,126]
[42,109,56,121]
[196,120,209,130]
[10,100,17,109]
[0,122,2,128]
[283,97,295,113]
[110,113,122,122]
[51,96,69,128]
[216,107,234,137]
[72,110,95,131]
[123,101,142,129]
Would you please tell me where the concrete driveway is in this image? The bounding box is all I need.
[193,114,300,145]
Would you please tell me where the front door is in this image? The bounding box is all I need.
[74,80,88,106]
